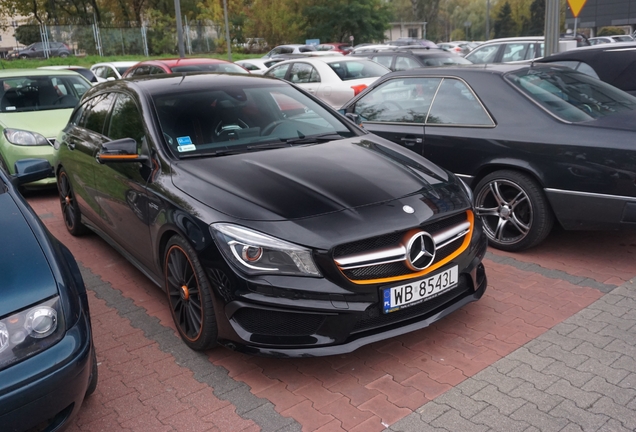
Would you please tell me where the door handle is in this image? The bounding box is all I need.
[400,137,422,146]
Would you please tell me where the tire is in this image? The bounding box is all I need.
[164,236,218,351]
[474,170,554,251]
[57,168,89,236]
[85,347,98,397]
[59,52,69,58]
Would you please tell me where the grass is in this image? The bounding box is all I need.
[0,52,264,70]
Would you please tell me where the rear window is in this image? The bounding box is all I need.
[506,67,636,122]
[327,60,390,81]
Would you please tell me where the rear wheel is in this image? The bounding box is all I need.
[164,236,217,351]
[474,170,554,251]
[57,168,89,236]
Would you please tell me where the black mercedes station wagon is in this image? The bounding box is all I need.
[55,73,487,356]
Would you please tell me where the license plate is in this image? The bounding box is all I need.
[382,266,458,314]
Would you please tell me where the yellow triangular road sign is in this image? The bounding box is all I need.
[568,0,587,17]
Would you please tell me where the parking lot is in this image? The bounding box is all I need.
[25,190,636,432]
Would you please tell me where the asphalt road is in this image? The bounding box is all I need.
[26,189,636,432]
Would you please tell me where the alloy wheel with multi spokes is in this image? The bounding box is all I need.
[164,236,217,351]
[474,170,554,251]
[57,168,88,236]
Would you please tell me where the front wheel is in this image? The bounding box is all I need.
[164,236,218,351]
[57,168,89,236]
[474,170,554,251]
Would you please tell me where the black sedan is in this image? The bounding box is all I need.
[0,159,97,431]
[340,64,636,251]
[54,73,487,356]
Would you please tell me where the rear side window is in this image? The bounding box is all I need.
[80,93,116,134]
[327,60,389,80]
[466,44,499,64]
[427,79,494,125]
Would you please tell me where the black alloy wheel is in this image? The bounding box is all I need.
[57,169,88,236]
[474,170,554,251]
[164,236,217,351]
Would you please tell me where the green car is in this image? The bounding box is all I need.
[0,69,92,187]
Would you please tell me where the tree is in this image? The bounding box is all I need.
[14,24,41,45]
[598,26,627,37]
[523,0,544,36]
[494,1,515,38]
[302,0,392,44]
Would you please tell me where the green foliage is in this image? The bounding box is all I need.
[302,0,392,44]
[450,28,466,41]
[597,26,627,37]
[145,9,177,56]
[14,25,41,45]
[494,2,516,38]
[522,0,544,36]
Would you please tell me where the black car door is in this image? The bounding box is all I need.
[61,93,117,224]
[346,76,444,156]
[93,92,155,270]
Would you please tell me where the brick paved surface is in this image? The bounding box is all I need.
[25,191,636,431]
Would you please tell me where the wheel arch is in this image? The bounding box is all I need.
[469,160,547,191]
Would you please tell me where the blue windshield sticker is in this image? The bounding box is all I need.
[177,144,196,152]
[177,136,193,145]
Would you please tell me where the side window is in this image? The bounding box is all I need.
[280,47,293,54]
[265,64,290,79]
[289,63,319,83]
[107,94,145,147]
[81,93,116,134]
[372,55,393,69]
[105,67,119,79]
[501,43,529,62]
[150,66,165,75]
[427,78,494,126]
[467,44,499,64]
[353,77,442,123]
[92,67,106,78]
[131,66,150,76]
[394,56,421,71]
[525,43,540,60]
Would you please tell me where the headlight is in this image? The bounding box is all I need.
[210,223,321,277]
[0,297,64,371]
[3,128,50,146]
[458,177,474,203]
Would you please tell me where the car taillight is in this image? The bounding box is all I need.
[351,84,367,96]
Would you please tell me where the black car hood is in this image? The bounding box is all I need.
[172,136,452,221]
[0,193,57,318]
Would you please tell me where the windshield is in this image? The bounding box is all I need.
[153,82,356,158]
[0,75,91,113]
[171,63,249,74]
[506,67,636,122]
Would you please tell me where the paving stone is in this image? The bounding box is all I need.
[618,373,636,391]
[588,301,631,319]
[473,368,525,393]
[567,327,615,349]
[603,339,636,358]
[541,361,595,388]
[553,323,578,336]
[414,401,452,423]
[431,408,489,432]
[549,400,610,432]
[565,315,609,334]
[590,311,636,331]
[597,325,636,345]
[597,419,632,432]
[539,344,589,368]
[508,364,560,391]
[576,358,630,385]
[472,384,526,415]
[471,405,530,432]
[510,403,569,432]
[590,396,636,430]
[545,379,601,409]
[582,376,636,406]
[505,348,557,372]
[571,342,623,364]
[536,332,583,352]
[434,391,489,418]
[523,340,553,354]
[492,358,523,375]
[454,377,489,396]
[509,382,564,413]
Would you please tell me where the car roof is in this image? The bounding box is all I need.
[91,61,140,68]
[542,41,636,55]
[384,62,552,78]
[0,68,84,78]
[480,36,544,44]
[134,58,230,67]
[268,56,375,66]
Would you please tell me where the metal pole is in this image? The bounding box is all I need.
[573,17,578,38]
[485,0,490,40]
[174,0,185,58]
[223,0,232,61]
[544,0,560,56]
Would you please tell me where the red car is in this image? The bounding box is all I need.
[123,58,249,77]
[316,43,352,55]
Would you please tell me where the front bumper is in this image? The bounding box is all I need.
[210,221,488,357]
[0,315,94,432]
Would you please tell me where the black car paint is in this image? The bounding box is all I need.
[0,162,96,432]
[341,65,636,232]
[56,74,488,356]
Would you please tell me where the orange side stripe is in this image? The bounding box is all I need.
[99,154,140,159]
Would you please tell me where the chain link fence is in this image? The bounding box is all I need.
[15,22,222,58]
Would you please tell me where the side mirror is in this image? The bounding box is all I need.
[14,159,53,185]
[97,138,147,164]
[345,112,360,124]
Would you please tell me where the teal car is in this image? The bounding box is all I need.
[0,69,92,187]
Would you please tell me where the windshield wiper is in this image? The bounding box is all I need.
[177,148,247,158]
[246,142,293,150]
[283,133,344,145]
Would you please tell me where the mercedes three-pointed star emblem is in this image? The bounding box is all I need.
[405,231,436,270]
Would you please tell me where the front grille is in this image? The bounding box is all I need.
[352,275,470,333]
[336,212,470,281]
[233,308,325,336]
